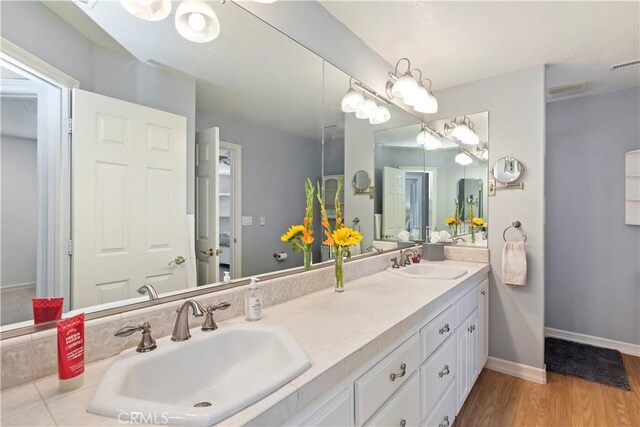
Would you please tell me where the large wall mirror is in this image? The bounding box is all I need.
[0,0,488,334]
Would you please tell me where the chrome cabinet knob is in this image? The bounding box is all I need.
[390,363,407,381]
[439,364,450,378]
[439,323,450,335]
[439,416,450,427]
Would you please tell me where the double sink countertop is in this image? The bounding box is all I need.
[1,260,490,427]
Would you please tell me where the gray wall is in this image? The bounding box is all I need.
[196,111,322,277]
[1,136,37,288]
[1,0,197,213]
[546,87,640,345]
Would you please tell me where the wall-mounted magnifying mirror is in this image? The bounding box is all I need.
[492,157,524,183]
[353,170,371,190]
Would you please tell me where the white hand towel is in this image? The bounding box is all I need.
[438,230,451,242]
[429,231,441,243]
[186,214,197,288]
[502,241,527,286]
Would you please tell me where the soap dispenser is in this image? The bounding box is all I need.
[245,277,263,321]
[223,271,231,283]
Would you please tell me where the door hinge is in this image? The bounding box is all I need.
[67,239,73,255]
[63,117,74,134]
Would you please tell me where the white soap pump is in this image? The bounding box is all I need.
[245,277,263,321]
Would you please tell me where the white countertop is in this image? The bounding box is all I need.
[0,260,489,427]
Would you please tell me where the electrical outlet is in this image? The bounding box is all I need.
[260,216,266,226]
[241,216,253,226]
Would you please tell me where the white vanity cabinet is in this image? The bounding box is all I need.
[285,273,489,427]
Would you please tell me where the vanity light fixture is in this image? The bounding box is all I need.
[455,150,473,166]
[386,58,438,114]
[417,124,442,150]
[175,0,221,43]
[120,0,172,21]
[445,116,480,146]
[343,79,392,125]
[253,0,278,3]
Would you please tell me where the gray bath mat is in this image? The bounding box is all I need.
[545,337,630,390]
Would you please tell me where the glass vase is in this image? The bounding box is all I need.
[334,252,344,293]
[470,226,476,244]
[303,250,312,269]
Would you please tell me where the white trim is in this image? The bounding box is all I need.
[485,356,547,384]
[220,141,242,279]
[545,327,640,357]
[0,282,36,292]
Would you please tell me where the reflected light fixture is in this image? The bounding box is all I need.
[175,0,220,43]
[389,58,418,99]
[455,150,473,166]
[413,79,438,114]
[343,79,392,125]
[445,116,480,146]
[417,124,442,150]
[253,0,278,3]
[341,79,365,113]
[120,0,172,21]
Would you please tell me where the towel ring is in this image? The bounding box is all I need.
[503,221,527,242]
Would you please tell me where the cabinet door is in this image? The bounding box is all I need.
[469,310,480,383]
[456,316,470,413]
[478,279,489,367]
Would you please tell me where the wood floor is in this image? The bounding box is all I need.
[454,354,640,427]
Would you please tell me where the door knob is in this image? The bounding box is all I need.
[168,255,185,265]
[199,248,222,257]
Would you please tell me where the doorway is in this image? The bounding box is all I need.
[219,142,242,280]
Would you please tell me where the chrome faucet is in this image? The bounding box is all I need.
[137,283,159,300]
[171,300,205,342]
[400,248,420,267]
[452,237,466,245]
[115,322,157,352]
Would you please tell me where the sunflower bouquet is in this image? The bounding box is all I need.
[280,179,315,268]
[445,199,463,236]
[317,176,362,292]
[467,198,485,244]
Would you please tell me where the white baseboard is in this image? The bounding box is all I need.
[0,281,36,292]
[545,327,640,357]
[485,357,547,384]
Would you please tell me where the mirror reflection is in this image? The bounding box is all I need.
[373,112,489,248]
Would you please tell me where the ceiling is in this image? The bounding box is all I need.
[1,96,37,140]
[321,1,640,101]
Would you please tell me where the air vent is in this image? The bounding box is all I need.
[546,82,589,98]
[610,59,640,71]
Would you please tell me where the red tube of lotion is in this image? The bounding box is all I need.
[32,298,63,324]
[57,313,85,391]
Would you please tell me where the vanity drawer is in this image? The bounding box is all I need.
[456,285,479,326]
[421,380,456,427]
[421,305,455,359]
[365,372,420,427]
[420,334,456,417]
[355,333,421,425]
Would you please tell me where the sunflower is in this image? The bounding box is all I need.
[332,227,363,247]
[445,217,456,225]
[281,225,305,242]
[472,218,485,227]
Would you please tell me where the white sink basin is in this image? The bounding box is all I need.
[88,324,310,426]
[387,263,467,280]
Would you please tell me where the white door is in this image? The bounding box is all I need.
[195,127,220,285]
[72,89,188,309]
[382,166,406,239]
[479,279,489,367]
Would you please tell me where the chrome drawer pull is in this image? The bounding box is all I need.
[439,416,450,427]
[390,363,407,381]
[438,323,450,335]
[400,419,406,427]
[468,325,473,333]
[481,290,486,295]
[439,364,450,378]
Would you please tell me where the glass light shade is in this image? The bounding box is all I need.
[369,105,391,124]
[462,130,480,145]
[455,151,473,166]
[391,73,419,99]
[355,99,377,119]
[120,0,171,21]
[414,92,438,114]
[416,129,427,146]
[424,133,442,150]
[481,149,489,160]
[253,0,278,2]
[175,0,220,43]
[451,123,471,140]
[341,89,364,113]
[403,86,427,107]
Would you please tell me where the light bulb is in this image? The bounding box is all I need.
[341,89,364,113]
[455,151,473,166]
[356,99,377,119]
[391,72,419,99]
[369,105,391,124]
[175,0,220,43]
[120,0,171,21]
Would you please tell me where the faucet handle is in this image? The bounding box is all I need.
[202,302,231,331]
[115,322,157,353]
[390,257,400,269]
